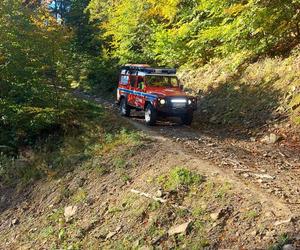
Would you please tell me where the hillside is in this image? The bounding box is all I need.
[180,49,300,131]
[1,96,299,249]
[1,1,300,249]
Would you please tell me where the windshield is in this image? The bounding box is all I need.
[146,75,179,87]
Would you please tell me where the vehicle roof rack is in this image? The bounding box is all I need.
[121,65,176,75]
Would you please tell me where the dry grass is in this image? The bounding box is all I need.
[180,47,300,126]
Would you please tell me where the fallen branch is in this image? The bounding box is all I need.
[130,189,167,203]
[233,168,252,173]
[130,189,190,211]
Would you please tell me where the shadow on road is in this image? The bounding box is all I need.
[190,81,284,139]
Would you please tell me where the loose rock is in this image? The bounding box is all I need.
[251,230,258,236]
[253,173,275,180]
[210,206,233,221]
[156,189,163,198]
[64,206,78,222]
[261,133,280,144]
[168,221,191,236]
[10,218,19,226]
[105,225,122,240]
[105,231,117,240]
[282,244,295,250]
[210,213,220,221]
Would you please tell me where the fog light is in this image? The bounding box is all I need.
[160,99,166,105]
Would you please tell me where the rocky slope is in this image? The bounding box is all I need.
[1,94,299,249]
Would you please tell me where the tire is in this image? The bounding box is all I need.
[181,112,193,125]
[120,98,130,117]
[145,103,157,126]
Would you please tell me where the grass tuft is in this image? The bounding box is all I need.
[158,167,205,190]
[268,233,291,250]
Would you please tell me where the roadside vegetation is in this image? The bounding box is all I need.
[1,1,299,249]
[85,0,300,127]
[1,0,299,160]
[0,0,116,183]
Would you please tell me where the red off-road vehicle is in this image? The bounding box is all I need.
[116,64,197,126]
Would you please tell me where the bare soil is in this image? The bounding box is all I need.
[89,92,300,215]
[0,92,300,249]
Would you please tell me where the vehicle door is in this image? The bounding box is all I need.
[134,76,146,108]
[118,74,129,101]
[127,75,137,106]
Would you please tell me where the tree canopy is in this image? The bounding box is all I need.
[1,0,300,151]
[87,0,300,66]
[0,0,76,149]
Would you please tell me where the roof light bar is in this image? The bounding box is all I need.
[121,65,176,74]
[171,99,187,103]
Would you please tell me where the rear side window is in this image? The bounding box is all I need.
[130,76,137,87]
[120,75,129,85]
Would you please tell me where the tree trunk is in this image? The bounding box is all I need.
[296,22,300,41]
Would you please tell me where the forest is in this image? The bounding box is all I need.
[1,0,300,149]
[1,0,300,153]
[1,1,300,249]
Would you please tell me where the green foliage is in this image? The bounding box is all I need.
[40,226,55,239]
[0,153,42,185]
[97,128,142,154]
[0,0,117,152]
[65,0,119,93]
[72,188,87,204]
[0,97,106,185]
[290,93,300,124]
[243,210,259,220]
[87,0,300,66]
[215,182,232,199]
[268,233,291,250]
[159,167,204,190]
[0,0,74,150]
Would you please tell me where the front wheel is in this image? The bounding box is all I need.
[145,104,157,126]
[120,98,130,117]
[181,112,193,125]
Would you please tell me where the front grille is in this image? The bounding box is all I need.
[169,98,187,109]
[172,103,186,108]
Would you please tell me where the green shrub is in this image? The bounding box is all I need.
[159,167,205,190]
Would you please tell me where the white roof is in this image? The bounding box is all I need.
[139,72,177,77]
[146,73,177,77]
[121,70,177,77]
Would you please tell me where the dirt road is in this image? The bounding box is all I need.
[1,91,300,249]
[78,91,300,216]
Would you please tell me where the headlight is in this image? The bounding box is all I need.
[160,99,166,105]
[188,100,192,105]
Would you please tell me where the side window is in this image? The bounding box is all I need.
[130,76,137,87]
[120,75,129,85]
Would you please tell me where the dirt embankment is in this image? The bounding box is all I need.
[1,93,299,249]
[180,51,300,130]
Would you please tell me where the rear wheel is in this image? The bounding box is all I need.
[120,98,130,117]
[181,112,193,125]
[145,104,157,126]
